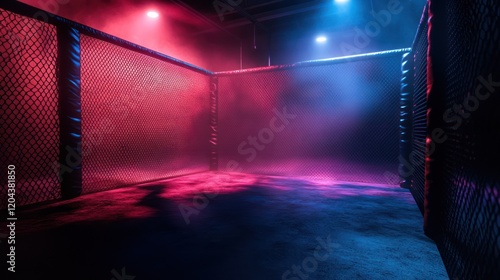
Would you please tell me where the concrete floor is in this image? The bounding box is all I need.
[3,172,448,279]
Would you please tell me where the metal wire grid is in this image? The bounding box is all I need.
[409,8,429,214]
[436,1,500,278]
[80,35,211,194]
[0,9,60,208]
[217,55,403,184]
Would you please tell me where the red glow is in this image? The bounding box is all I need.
[20,0,218,70]
[147,11,159,18]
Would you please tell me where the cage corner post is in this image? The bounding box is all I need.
[209,75,219,171]
[399,51,414,189]
[57,24,83,199]
[423,0,448,241]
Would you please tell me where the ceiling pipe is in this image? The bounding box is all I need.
[170,0,240,40]
[221,0,271,66]
[170,0,244,69]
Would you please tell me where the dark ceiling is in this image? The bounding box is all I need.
[171,0,347,32]
[18,0,427,70]
[162,0,426,68]
[167,0,425,36]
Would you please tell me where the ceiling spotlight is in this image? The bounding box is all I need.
[316,36,328,43]
[147,11,159,18]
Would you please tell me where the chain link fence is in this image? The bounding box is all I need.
[3,0,500,278]
[407,1,500,278]
[408,4,429,214]
[0,4,212,207]
[436,0,500,278]
[216,51,406,184]
[0,9,60,208]
[80,35,211,194]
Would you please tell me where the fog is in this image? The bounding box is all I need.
[20,0,222,70]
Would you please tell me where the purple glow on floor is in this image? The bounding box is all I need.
[16,172,412,234]
[218,158,399,185]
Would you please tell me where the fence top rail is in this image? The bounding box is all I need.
[214,48,412,77]
[0,1,214,76]
[0,2,411,77]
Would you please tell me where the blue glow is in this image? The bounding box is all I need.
[335,0,349,4]
[316,36,328,43]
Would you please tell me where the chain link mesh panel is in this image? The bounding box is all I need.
[435,0,500,278]
[408,4,429,214]
[0,9,60,208]
[217,54,404,184]
[80,35,211,194]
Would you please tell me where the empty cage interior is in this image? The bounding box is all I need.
[2,1,500,279]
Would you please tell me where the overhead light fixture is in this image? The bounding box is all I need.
[316,36,328,43]
[147,11,159,19]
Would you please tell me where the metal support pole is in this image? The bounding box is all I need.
[57,25,82,199]
[209,76,219,171]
